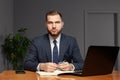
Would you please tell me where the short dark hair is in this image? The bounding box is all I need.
[45,10,62,21]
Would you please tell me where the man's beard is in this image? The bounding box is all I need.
[47,29,62,38]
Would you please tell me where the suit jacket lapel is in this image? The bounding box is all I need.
[59,34,66,62]
[44,34,52,62]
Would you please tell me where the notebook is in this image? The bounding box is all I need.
[59,45,119,76]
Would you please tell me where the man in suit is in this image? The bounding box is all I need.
[24,10,83,72]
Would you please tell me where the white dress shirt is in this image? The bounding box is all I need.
[49,34,61,62]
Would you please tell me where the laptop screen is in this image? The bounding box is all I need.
[82,46,119,76]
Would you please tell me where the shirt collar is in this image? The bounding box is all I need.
[49,34,61,43]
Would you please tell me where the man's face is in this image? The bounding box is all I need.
[46,14,64,38]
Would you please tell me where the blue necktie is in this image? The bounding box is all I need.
[53,40,58,63]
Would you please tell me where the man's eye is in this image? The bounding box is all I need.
[47,22,52,24]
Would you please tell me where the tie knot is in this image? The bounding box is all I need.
[53,40,57,44]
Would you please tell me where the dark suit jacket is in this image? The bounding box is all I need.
[24,33,83,71]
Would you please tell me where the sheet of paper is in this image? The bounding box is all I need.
[36,70,74,76]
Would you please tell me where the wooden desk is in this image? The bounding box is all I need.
[0,70,120,80]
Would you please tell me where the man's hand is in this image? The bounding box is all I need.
[58,62,73,71]
[40,62,58,72]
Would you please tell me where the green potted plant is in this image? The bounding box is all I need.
[2,28,31,70]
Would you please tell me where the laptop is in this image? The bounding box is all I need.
[59,45,119,76]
